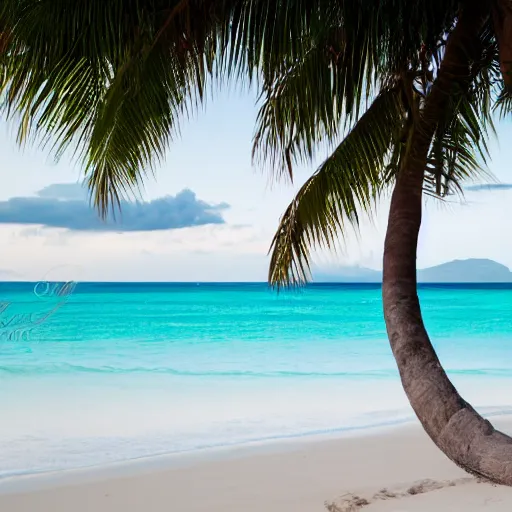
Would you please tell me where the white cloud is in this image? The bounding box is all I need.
[1,91,512,281]
[3,186,512,282]
[0,224,271,281]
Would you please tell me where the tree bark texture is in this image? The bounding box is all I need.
[383,1,512,484]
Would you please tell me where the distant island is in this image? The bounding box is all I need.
[313,258,512,283]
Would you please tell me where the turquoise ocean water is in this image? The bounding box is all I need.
[1,282,512,478]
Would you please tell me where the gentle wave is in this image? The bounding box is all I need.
[2,363,512,378]
[0,416,417,481]
[0,364,396,377]
[2,407,512,481]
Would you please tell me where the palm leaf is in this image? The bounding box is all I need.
[247,0,464,182]
[252,20,378,180]
[0,0,501,224]
[83,42,205,215]
[1,0,216,216]
[425,24,501,197]
[1,1,465,200]
[269,85,404,287]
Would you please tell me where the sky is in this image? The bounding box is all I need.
[1,87,512,282]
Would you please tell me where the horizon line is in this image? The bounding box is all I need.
[2,281,512,285]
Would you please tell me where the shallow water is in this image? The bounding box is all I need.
[1,282,512,477]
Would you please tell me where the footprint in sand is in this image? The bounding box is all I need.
[325,478,474,511]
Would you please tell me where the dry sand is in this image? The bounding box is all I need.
[1,418,512,511]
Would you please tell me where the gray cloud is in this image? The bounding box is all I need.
[465,183,512,192]
[0,184,229,232]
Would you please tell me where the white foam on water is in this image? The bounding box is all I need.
[1,372,512,478]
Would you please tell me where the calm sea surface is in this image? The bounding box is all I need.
[1,282,512,477]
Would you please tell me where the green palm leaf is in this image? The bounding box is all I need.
[252,21,378,180]
[84,42,206,215]
[0,0,503,230]
[1,0,467,215]
[269,85,404,287]
[1,0,216,216]
[425,25,500,197]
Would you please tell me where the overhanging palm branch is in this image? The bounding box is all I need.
[1,0,464,214]
[269,19,505,287]
[83,41,211,215]
[425,24,501,197]
[250,0,463,181]
[268,85,405,286]
[426,92,493,198]
[1,0,218,215]
[252,21,379,180]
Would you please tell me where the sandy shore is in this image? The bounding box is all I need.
[1,418,512,511]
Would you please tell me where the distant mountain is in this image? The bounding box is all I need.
[313,258,512,283]
[314,265,381,283]
[418,259,512,283]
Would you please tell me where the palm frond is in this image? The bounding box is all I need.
[425,97,492,197]
[0,0,504,227]
[269,86,404,287]
[245,0,462,182]
[83,42,207,216]
[1,0,216,216]
[424,24,501,197]
[494,89,512,118]
[251,20,379,181]
[2,0,468,213]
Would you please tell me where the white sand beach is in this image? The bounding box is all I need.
[1,418,512,512]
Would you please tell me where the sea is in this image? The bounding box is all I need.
[1,281,512,479]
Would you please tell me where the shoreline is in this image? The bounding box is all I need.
[3,407,512,490]
[1,417,512,511]
[0,418,419,494]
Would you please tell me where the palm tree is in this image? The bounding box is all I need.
[2,0,512,484]
[266,2,512,483]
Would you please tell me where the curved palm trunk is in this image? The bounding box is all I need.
[383,3,512,485]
